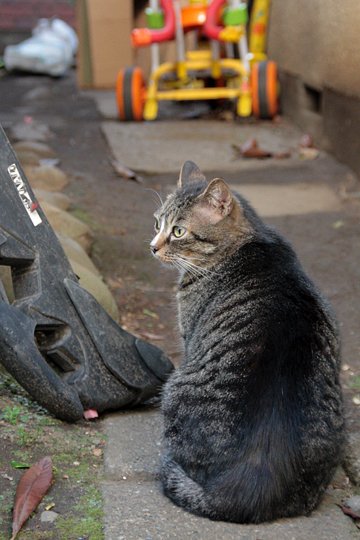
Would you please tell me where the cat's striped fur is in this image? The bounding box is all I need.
[151,162,345,523]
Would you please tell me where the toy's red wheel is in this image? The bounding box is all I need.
[251,61,279,119]
[116,67,145,121]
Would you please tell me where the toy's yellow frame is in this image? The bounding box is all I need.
[143,49,250,120]
[248,0,270,62]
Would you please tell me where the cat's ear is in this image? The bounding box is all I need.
[178,161,206,188]
[201,178,233,216]
[195,178,234,223]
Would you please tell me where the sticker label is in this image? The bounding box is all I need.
[8,163,42,227]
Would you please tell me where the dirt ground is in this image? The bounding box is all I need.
[0,71,179,539]
[0,70,360,538]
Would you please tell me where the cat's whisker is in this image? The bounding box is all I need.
[176,255,218,278]
[177,254,209,266]
[144,188,164,208]
[171,259,188,278]
[179,263,206,279]
[175,256,211,279]
[167,256,195,278]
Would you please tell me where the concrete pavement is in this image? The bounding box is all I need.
[101,411,357,540]
[93,91,360,539]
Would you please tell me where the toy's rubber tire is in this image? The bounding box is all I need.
[251,60,278,119]
[116,67,145,121]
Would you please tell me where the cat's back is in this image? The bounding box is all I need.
[178,233,337,364]
[170,232,343,454]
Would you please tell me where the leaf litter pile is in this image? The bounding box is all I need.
[0,367,105,540]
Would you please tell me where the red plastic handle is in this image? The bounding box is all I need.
[203,0,226,41]
[131,0,176,47]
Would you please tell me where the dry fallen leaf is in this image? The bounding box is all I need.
[111,159,143,183]
[11,456,53,540]
[299,147,320,160]
[339,504,360,521]
[142,308,159,319]
[299,133,314,148]
[139,331,164,341]
[232,139,273,159]
[106,277,124,290]
[93,448,103,458]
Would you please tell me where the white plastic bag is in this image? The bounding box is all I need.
[4,18,78,77]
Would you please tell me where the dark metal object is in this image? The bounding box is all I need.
[0,125,173,421]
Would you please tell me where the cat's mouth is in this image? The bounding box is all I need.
[152,251,211,279]
[150,247,170,261]
[151,246,190,262]
[151,249,175,266]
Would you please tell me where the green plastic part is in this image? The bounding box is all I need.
[223,4,248,26]
[145,7,165,29]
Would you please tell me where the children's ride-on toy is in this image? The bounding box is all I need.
[116,0,278,121]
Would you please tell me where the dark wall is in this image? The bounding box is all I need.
[0,0,75,31]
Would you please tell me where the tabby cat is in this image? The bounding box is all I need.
[150,161,345,523]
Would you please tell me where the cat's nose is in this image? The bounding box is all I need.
[151,245,159,254]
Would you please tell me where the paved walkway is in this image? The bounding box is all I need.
[93,92,360,539]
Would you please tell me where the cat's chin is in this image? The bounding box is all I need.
[153,255,176,268]
[156,258,186,276]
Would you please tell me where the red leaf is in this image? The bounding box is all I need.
[11,456,53,539]
[242,138,272,158]
[232,139,273,159]
[339,504,360,520]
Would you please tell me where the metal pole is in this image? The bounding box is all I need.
[229,0,250,73]
[150,0,160,71]
[174,0,186,63]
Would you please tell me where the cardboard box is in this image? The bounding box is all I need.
[76,0,191,89]
[77,0,133,89]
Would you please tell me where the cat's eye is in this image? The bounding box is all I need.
[172,225,186,238]
[154,218,160,232]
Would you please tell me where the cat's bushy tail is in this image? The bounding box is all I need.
[160,455,214,519]
[160,453,312,523]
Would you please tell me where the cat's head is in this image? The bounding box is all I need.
[150,161,254,274]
